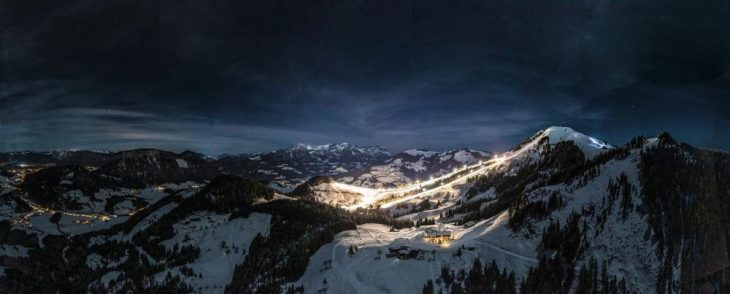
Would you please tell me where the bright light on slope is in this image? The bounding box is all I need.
[588,137,610,149]
[331,182,380,208]
[333,136,539,210]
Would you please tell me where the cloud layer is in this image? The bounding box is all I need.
[1,0,728,154]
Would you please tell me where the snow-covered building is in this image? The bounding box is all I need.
[386,245,420,259]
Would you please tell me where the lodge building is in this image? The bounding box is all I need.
[423,228,452,244]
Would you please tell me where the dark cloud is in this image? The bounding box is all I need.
[1,0,728,154]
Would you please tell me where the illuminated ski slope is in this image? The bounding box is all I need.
[331,158,496,210]
[331,126,611,210]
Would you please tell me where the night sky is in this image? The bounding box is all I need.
[1,0,729,155]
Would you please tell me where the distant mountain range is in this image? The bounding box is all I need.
[215,143,391,183]
[1,142,490,188]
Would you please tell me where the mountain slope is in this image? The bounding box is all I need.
[338,148,492,188]
[18,149,220,211]
[99,149,219,187]
[295,127,728,293]
[289,176,380,208]
[0,175,408,293]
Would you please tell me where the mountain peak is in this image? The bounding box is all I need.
[402,149,438,157]
[290,143,340,151]
[287,143,388,154]
[537,126,613,158]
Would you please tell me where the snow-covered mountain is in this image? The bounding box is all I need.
[289,176,380,208]
[1,126,727,293]
[17,149,219,211]
[99,149,219,187]
[216,143,391,184]
[286,126,728,293]
[338,148,493,188]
